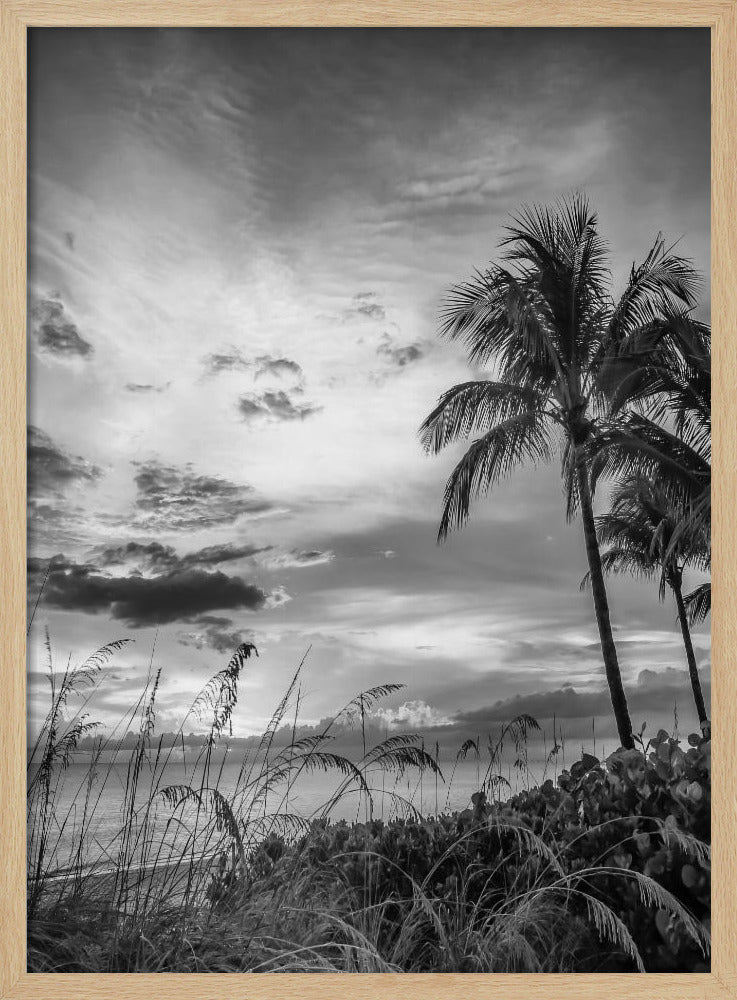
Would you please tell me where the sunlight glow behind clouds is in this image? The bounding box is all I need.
[27,28,710,738]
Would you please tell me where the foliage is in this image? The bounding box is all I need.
[27,637,709,974]
[419,196,706,750]
[198,731,710,973]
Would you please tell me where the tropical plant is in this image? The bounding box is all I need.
[420,195,701,749]
[593,308,711,622]
[27,635,710,973]
[585,475,710,730]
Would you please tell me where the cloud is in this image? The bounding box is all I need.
[386,167,527,220]
[28,553,269,627]
[265,549,335,569]
[397,173,486,204]
[177,615,255,655]
[184,541,272,566]
[28,499,83,543]
[452,667,711,727]
[372,699,452,730]
[254,355,303,384]
[132,461,273,531]
[125,382,169,393]
[202,349,304,386]
[31,296,93,358]
[377,333,425,369]
[339,292,386,323]
[237,390,321,422]
[97,539,270,572]
[201,346,251,376]
[264,585,292,609]
[455,686,612,726]
[28,426,102,496]
[97,540,178,571]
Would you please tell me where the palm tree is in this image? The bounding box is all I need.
[419,195,700,750]
[594,308,711,633]
[586,475,710,731]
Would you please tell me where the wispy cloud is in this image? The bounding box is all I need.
[125,382,169,393]
[264,549,335,570]
[96,539,270,573]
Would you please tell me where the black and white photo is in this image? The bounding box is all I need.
[26,27,711,974]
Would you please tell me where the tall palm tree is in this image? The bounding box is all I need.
[587,475,710,731]
[419,195,700,750]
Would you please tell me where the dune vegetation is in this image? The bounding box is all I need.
[27,636,710,973]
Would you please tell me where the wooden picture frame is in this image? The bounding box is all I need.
[1,3,734,998]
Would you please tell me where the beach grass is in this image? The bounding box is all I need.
[27,637,711,973]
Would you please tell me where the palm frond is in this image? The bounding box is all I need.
[590,415,709,507]
[607,234,702,344]
[419,380,546,454]
[501,194,610,368]
[684,582,711,626]
[437,410,553,540]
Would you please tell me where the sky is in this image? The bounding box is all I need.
[27,28,711,752]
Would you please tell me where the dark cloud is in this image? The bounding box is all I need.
[377,333,425,368]
[177,615,255,655]
[132,461,273,531]
[237,390,321,422]
[28,553,268,627]
[63,231,75,250]
[31,296,93,358]
[97,540,179,572]
[28,425,102,496]
[97,539,270,571]
[452,668,711,727]
[455,686,613,726]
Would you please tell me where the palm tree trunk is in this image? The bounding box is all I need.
[575,460,634,749]
[672,578,709,728]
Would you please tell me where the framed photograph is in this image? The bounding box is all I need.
[2,3,735,999]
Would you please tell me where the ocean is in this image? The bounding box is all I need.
[29,750,562,876]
